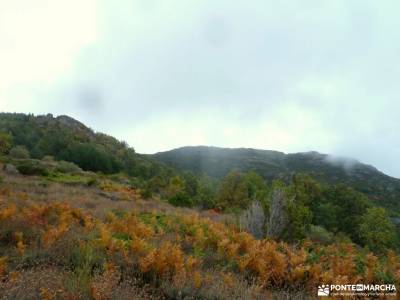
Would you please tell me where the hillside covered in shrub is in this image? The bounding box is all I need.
[1,187,400,299]
[1,113,400,299]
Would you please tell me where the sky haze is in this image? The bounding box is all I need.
[1,0,399,177]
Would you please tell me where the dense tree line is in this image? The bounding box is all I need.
[267,174,399,252]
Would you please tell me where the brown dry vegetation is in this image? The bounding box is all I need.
[0,168,231,224]
[1,168,399,299]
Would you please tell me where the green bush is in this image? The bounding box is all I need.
[55,160,82,174]
[359,207,398,253]
[307,225,333,244]
[0,132,13,154]
[42,155,55,162]
[16,160,49,176]
[59,143,121,174]
[168,192,193,207]
[140,188,152,200]
[9,145,30,159]
[86,177,98,187]
[47,172,88,185]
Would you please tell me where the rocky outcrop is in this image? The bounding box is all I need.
[56,115,89,132]
[35,114,94,138]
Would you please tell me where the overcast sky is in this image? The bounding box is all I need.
[0,0,399,177]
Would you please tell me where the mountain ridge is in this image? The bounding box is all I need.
[152,145,388,179]
[151,145,400,212]
[154,145,383,173]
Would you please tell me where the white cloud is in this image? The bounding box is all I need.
[1,0,400,177]
[0,0,98,111]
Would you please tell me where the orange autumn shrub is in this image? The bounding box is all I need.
[139,242,185,278]
[0,204,16,220]
[0,257,7,277]
[14,231,25,255]
[1,201,400,298]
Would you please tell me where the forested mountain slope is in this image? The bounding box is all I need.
[0,113,171,178]
[152,146,400,211]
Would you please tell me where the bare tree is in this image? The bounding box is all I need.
[239,201,265,239]
[267,186,290,239]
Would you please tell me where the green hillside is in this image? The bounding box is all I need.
[152,146,400,212]
[0,112,171,179]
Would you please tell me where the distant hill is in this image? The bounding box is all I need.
[152,146,400,212]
